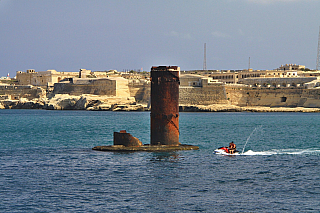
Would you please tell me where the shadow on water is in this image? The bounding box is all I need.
[149,152,183,162]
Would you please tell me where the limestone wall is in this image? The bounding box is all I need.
[0,85,45,100]
[53,77,131,97]
[178,84,320,108]
[239,77,317,87]
[16,70,79,86]
[128,84,150,103]
[129,84,229,105]
[114,78,131,97]
[298,89,320,108]
[179,86,228,105]
[225,85,247,106]
[53,79,117,96]
[226,86,320,108]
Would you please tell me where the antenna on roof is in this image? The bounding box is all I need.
[317,26,320,70]
[203,43,207,71]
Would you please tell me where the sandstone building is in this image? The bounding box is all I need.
[16,69,79,87]
[53,77,130,97]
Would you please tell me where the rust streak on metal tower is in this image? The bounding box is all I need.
[150,66,180,146]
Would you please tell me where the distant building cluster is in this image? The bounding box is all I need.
[1,64,320,91]
[2,64,320,109]
[180,64,320,88]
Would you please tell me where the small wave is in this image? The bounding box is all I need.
[241,149,320,156]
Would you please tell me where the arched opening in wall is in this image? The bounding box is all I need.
[281,97,287,102]
[282,83,286,87]
[58,77,61,82]
[292,83,296,87]
[272,83,276,87]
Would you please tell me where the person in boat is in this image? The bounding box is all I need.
[228,141,236,154]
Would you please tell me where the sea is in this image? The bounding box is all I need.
[0,109,319,212]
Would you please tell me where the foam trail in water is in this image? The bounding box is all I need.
[241,149,320,156]
[241,150,277,156]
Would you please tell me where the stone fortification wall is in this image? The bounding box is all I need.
[16,70,79,86]
[224,84,247,106]
[226,86,320,108]
[239,88,304,107]
[294,89,320,108]
[113,78,131,97]
[178,83,320,108]
[53,78,130,97]
[128,84,229,105]
[239,77,317,87]
[179,86,228,105]
[128,84,150,103]
[54,80,116,96]
[0,85,45,100]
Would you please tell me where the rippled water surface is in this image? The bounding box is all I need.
[1,110,320,212]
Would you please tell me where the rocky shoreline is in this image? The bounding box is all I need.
[1,94,320,112]
[179,105,320,113]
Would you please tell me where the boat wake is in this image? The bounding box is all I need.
[214,148,320,156]
[241,148,320,156]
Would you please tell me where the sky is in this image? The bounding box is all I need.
[1,0,320,77]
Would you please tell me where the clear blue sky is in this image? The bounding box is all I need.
[1,0,320,77]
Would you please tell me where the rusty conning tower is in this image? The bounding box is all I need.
[151,66,180,146]
[92,65,199,151]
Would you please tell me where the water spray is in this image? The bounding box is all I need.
[241,125,262,154]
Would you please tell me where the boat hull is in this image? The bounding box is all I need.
[213,148,240,155]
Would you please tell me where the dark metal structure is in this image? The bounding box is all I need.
[150,66,180,146]
[92,65,199,151]
[113,130,142,147]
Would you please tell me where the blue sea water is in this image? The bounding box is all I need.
[0,110,320,212]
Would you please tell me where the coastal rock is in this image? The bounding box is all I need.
[45,94,80,110]
[179,104,320,113]
[111,104,148,111]
[243,106,320,113]
[180,104,242,112]
[2,93,320,112]
[87,103,111,111]
[0,99,45,109]
[44,94,138,110]
[13,98,46,109]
